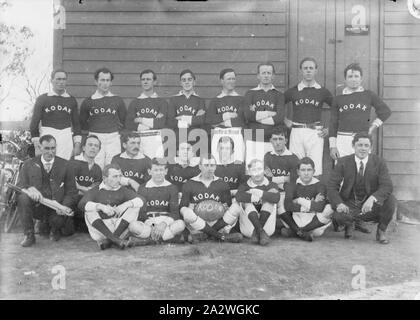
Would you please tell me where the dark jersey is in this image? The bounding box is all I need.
[236,178,280,210]
[264,149,299,190]
[284,85,333,123]
[284,178,327,213]
[166,158,201,192]
[111,153,151,185]
[137,180,179,221]
[167,93,206,129]
[69,154,102,188]
[243,86,285,139]
[78,185,141,212]
[79,94,126,133]
[180,176,232,208]
[329,89,391,137]
[206,94,245,128]
[215,162,247,191]
[125,96,168,131]
[30,93,80,137]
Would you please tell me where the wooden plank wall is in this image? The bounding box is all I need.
[382,1,420,200]
[58,0,288,107]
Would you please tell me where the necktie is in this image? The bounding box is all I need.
[357,161,364,181]
[44,163,52,173]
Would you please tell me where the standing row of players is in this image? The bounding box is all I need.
[18,128,395,249]
[29,58,392,176]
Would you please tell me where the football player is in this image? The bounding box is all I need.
[179,155,243,243]
[329,63,391,160]
[128,158,185,245]
[279,157,333,241]
[78,163,144,250]
[244,62,285,142]
[236,159,280,246]
[111,132,151,188]
[206,68,245,129]
[79,67,127,168]
[30,69,81,160]
[284,57,333,176]
[125,69,168,132]
[167,69,206,152]
[264,126,299,216]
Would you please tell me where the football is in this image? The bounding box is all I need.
[194,199,226,222]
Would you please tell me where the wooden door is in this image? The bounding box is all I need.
[288,0,381,178]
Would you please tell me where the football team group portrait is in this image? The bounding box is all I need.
[13,59,396,249]
[1,0,419,302]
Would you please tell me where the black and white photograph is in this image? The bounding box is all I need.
[0,0,419,304]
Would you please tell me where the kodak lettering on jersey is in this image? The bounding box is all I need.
[125,97,168,131]
[80,95,126,133]
[111,153,151,185]
[137,180,180,221]
[30,93,81,138]
[69,154,102,187]
[329,90,391,137]
[264,149,299,189]
[166,159,200,192]
[284,178,327,213]
[206,95,245,128]
[284,86,333,123]
[180,176,232,208]
[167,94,206,129]
[244,87,285,138]
[215,162,247,191]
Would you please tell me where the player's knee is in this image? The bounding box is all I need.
[244,203,257,215]
[122,207,139,223]
[128,220,151,238]
[85,210,101,224]
[180,207,197,224]
[262,202,275,213]
[169,219,185,235]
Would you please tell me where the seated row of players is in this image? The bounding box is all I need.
[17,129,395,249]
[30,59,391,177]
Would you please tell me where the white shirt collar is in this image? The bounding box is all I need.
[296,177,320,186]
[119,151,145,160]
[41,156,54,167]
[270,147,293,156]
[175,90,198,98]
[354,155,369,172]
[74,153,96,164]
[145,179,171,188]
[174,157,200,167]
[250,84,277,92]
[191,174,220,183]
[342,86,364,95]
[217,91,239,98]
[47,90,70,98]
[297,81,322,91]
[91,90,115,100]
[248,177,270,188]
[99,182,121,191]
[137,92,158,99]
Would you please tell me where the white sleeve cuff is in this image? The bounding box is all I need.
[301,199,312,209]
[85,201,99,212]
[261,117,275,125]
[225,119,232,127]
[372,118,383,127]
[130,197,143,208]
[73,135,82,144]
[329,137,337,148]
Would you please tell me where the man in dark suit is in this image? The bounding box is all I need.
[327,132,396,244]
[17,134,78,247]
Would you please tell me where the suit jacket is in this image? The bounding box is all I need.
[17,155,78,208]
[327,154,393,208]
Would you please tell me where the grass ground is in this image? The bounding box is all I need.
[0,221,419,300]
